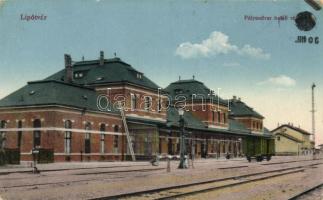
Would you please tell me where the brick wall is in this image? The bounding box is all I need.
[234,117,263,132]
[185,103,229,128]
[0,106,125,162]
[96,85,167,121]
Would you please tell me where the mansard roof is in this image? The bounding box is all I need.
[0,80,113,113]
[229,98,264,119]
[45,57,160,91]
[164,79,228,106]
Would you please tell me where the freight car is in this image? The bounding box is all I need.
[243,136,275,162]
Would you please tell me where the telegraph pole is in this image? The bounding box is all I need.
[311,83,316,156]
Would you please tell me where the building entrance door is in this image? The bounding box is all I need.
[201,142,207,158]
[85,139,91,154]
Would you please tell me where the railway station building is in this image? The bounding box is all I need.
[0,51,273,162]
[271,124,314,156]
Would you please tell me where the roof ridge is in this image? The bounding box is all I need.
[73,57,131,67]
[172,79,204,84]
[286,124,311,135]
[271,124,311,135]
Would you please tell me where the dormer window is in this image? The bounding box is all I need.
[74,72,84,79]
[29,91,35,95]
[136,73,142,79]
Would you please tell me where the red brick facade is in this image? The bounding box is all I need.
[186,103,229,128]
[0,53,269,162]
[95,85,167,120]
[0,106,126,162]
[233,117,263,132]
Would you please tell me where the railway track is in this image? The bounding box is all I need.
[1,167,165,189]
[217,165,248,170]
[288,183,323,200]
[0,163,151,175]
[1,158,322,200]
[261,158,323,166]
[92,162,323,200]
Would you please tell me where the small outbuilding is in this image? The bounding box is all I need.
[271,124,314,156]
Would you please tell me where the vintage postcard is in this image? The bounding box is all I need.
[0,0,322,199]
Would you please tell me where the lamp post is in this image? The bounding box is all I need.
[178,108,187,169]
[238,138,242,157]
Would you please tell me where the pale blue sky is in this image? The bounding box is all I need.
[0,0,322,144]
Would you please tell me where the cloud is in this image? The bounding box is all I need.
[258,75,296,87]
[223,62,241,67]
[237,45,271,60]
[175,31,237,59]
[175,31,270,60]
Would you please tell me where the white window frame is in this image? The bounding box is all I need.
[130,93,136,111]
[144,96,152,111]
[0,120,6,150]
[64,120,72,154]
[100,133,105,154]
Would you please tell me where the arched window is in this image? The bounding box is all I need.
[64,120,72,154]
[217,111,221,123]
[113,125,119,153]
[223,113,227,124]
[130,94,137,110]
[144,96,152,111]
[0,120,7,149]
[0,120,6,128]
[114,125,119,132]
[100,124,106,154]
[157,98,162,113]
[84,122,91,153]
[17,120,22,148]
[33,119,41,148]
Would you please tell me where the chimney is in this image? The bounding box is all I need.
[99,51,104,66]
[233,95,237,100]
[64,54,73,83]
[238,97,241,101]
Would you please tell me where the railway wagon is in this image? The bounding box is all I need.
[243,136,275,162]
